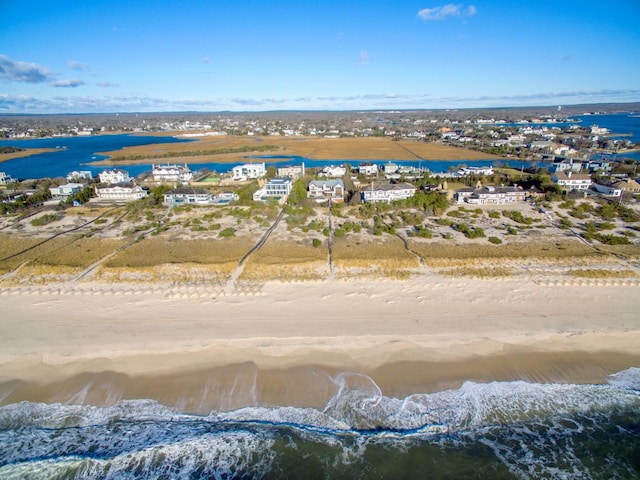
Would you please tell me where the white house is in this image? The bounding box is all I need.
[552,171,592,191]
[318,165,347,178]
[232,162,266,181]
[253,177,292,202]
[66,171,93,182]
[50,183,83,198]
[457,166,494,176]
[95,183,148,202]
[361,182,416,203]
[0,172,14,185]
[99,169,131,184]
[277,163,305,180]
[592,183,624,197]
[163,188,212,205]
[152,164,193,183]
[308,179,345,204]
[455,185,526,205]
[358,162,378,176]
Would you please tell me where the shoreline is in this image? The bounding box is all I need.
[2,277,639,412]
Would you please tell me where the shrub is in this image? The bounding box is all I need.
[488,236,503,244]
[30,213,62,226]
[218,227,236,238]
[312,238,322,248]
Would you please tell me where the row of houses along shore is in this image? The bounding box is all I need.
[9,157,639,208]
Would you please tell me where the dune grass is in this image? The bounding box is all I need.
[105,236,255,268]
[241,239,328,281]
[0,235,126,273]
[568,269,638,279]
[410,239,597,267]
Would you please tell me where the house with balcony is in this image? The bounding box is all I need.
[308,179,345,204]
[99,169,131,184]
[232,162,266,181]
[318,165,347,178]
[277,163,305,180]
[552,171,592,191]
[50,183,83,198]
[152,164,193,184]
[358,162,378,176]
[66,171,93,182]
[95,183,148,202]
[253,177,292,203]
[455,185,526,205]
[163,187,212,205]
[361,182,416,203]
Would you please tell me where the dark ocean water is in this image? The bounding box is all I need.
[0,368,638,479]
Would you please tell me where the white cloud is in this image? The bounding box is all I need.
[1,88,639,113]
[51,78,86,88]
[0,55,55,83]
[417,4,477,21]
[67,60,89,71]
[96,82,120,88]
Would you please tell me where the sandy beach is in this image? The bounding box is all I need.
[2,275,639,413]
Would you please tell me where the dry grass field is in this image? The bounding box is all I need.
[93,136,500,165]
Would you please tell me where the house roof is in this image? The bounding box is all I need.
[166,188,210,195]
[553,172,591,181]
[309,179,344,188]
[362,182,416,192]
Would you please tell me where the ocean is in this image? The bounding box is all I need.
[0,368,638,479]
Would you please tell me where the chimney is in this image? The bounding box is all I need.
[566,171,572,178]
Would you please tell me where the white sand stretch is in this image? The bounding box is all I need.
[1,276,639,384]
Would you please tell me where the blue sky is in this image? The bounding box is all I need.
[1,0,639,113]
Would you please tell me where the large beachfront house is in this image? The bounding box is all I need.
[66,171,93,182]
[152,164,193,184]
[95,183,148,202]
[358,162,378,176]
[50,183,83,198]
[361,182,416,203]
[232,162,266,181]
[253,177,292,203]
[163,188,213,205]
[455,185,526,205]
[308,179,345,204]
[552,171,592,191]
[318,165,347,178]
[277,164,305,180]
[99,169,131,184]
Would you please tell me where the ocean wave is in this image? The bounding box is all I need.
[0,369,638,479]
